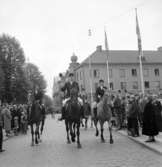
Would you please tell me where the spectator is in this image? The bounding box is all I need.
[2,104,12,137]
[0,104,5,152]
[142,95,159,142]
[127,96,140,137]
[114,95,122,130]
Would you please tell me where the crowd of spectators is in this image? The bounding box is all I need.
[112,93,162,142]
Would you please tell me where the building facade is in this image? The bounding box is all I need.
[74,45,162,95]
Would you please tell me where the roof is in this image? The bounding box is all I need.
[78,49,162,68]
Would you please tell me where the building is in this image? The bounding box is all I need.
[74,45,162,96]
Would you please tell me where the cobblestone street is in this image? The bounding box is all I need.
[0,115,162,167]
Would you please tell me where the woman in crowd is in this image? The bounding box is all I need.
[142,95,159,142]
[2,104,12,137]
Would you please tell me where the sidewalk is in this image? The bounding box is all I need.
[118,129,162,155]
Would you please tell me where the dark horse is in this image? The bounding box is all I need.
[29,100,43,146]
[64,89,82,148]
[93,92,114,144]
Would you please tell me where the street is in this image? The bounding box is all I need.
[0,115,162,167]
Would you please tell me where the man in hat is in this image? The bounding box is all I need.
[96,79,106,103]
[59,72,83,120]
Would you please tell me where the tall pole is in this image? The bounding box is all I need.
[88,29,93,104]
[104,29,110,91]
[139,50,145,95]
[135,8,144,95]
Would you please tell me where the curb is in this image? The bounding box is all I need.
[118,130,162,155]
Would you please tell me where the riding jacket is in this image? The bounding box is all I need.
[61,81,79,98]
[96,86,105,103]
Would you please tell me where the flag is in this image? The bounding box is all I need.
[135,8,142,55]
[104,30,109,51]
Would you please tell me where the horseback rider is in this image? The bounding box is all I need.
[96,79,106,103]
[59,72,83,120]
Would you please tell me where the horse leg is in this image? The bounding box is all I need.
[100,121,105,143]
[41,119,45,135]
[90,117,93,128]
[85,118,88,130]
[38,123,42,142]
[65,120,70,144]
[30,124,34,146]
[73,123,76,139]
[108,121,114,144]
[35,124,39,144]
[76,122,81,148]
[94,119,99,137]
[81,119,84,127]
[69,122,75,142]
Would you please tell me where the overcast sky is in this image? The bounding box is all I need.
[0,0,162,96]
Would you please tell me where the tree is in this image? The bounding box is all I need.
[0,34,27,103]
[23,62,47,102]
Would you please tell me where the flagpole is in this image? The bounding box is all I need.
[88,29,93,104]
[104,28,110,91]
[135,8,145,95]
[139,50,145,95]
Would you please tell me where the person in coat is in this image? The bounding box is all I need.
[0,104,5,152]
[142,95,159,142]
[2,104,12,137]
[95,79,105,103]
[127,96,140,137]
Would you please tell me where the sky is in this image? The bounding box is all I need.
[0,0,162,97]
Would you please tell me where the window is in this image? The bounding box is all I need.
[120,69,125,78]
[153,81,160,89]
[132,69,137,77]
[154,69,160,76]
[143,69,149,77]
[109,69,113,78]
[120,82,127,90]
[144,81,150,89]
[132,81,138,89]
[93,69,100,78]
[110,82,114,90]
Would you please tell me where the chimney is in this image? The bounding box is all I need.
[96,45,102,52]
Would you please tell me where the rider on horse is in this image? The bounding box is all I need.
[93,79,107,117]
[59,72,84,120]
[96,79,107,103]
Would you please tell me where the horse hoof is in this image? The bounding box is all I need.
[72,138,75,142]
[31,142,34,146]
[101,139,105,143]
[95,131,99,137]
[67,140,71,144]
[77,143,82,149]
[110,139,114,144]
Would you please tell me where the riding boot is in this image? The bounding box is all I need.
[59,106,65,121]
[81,106,85,118]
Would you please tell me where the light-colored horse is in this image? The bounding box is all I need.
[93,93,114,144]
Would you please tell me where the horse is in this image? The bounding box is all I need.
[64,89,82,148]
[28,100,43,146]
[93,93,114,144]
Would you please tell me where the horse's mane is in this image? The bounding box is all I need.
[102,95,111,113]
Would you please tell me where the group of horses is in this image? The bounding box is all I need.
[28,90,114,149]
[64,89,114,149]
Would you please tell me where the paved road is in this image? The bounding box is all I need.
[0,115,162,167]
